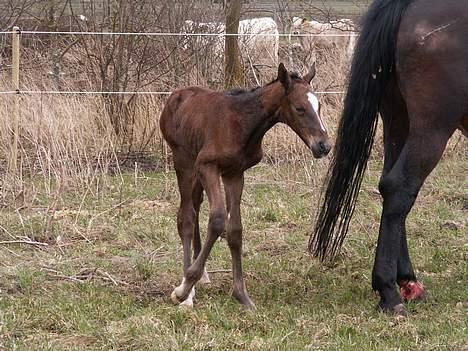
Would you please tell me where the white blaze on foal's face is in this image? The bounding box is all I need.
[306,91,326,132]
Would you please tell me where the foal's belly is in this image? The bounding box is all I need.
[216,148,263,176]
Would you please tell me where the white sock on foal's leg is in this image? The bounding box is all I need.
[171,269,211,307]
[179,286,195,307]
[171,277,195,308]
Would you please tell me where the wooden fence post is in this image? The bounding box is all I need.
[9,26,20,176]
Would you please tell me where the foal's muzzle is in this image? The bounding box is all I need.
[311,140,332,158]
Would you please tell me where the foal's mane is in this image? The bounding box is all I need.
[225,72,302,96]
[225,86,261,96]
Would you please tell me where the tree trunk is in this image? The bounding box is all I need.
[224,0,243,89]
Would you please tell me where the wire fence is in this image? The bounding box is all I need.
[0,26,355,175]
[0,90,346,95]
[0,29,356,96]
[2,29,359,37]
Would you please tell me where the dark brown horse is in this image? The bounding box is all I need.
[160,63,331,309]
[310,0,468,316]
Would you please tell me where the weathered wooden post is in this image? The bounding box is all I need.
[9,26,21,176]
[224,0,243,89]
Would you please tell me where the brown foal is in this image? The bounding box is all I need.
[160,63,331,309]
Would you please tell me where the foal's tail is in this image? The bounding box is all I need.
[309,0,412,260]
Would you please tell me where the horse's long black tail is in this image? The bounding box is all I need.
[309,0,412,260]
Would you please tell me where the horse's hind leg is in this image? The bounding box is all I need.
[192,180,210,284]
[374,117,457,315]
[172,163,226,303]
[223,173,255,310]
[380,83,424,304]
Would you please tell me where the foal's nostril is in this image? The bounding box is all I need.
[311,140,331,158]
[318,141,331,156]
[318,141,326,153]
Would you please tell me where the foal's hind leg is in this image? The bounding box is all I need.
[172,163,226,303]
[223,173,255,310]
[374,126,455,315]
[192,180,210,284]
[173,168,197,307]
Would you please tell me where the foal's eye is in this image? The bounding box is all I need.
[295,106,305,114]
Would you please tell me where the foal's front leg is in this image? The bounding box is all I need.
[224,173,255,309]
[172,163,226,303]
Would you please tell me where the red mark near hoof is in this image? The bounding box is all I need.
[399,280,425,302]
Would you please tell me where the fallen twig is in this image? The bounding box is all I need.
[42,266,129,286]
[207,269,231,274]
[86,200,129,237]
[96,268,129,286]
[0,245,22,257]
[0,224,16,239]
[0,240,48,247]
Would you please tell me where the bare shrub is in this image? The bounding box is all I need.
[0,1,358,190]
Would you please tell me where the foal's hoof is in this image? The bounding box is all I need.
[170,290,183,305]
[239,299,256,311]
[400,280,426,302]
[171,288,195,308]
[199,269,211,284]
[233,293,256,311]
[243,301,256,311]
[179,298,194,308]
[377,302,407,317]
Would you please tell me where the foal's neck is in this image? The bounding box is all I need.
[259,81,285,117]
[243,81,285,148]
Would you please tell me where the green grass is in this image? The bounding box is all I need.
[0,149,466,350]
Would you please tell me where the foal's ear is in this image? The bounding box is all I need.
[303,62,316,84]
[278,63,291,92]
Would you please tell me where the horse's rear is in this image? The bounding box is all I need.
[160,87,225,163]
[397,0,468,134]
[310,0,467,316]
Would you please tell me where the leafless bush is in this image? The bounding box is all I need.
[0,0,368,191]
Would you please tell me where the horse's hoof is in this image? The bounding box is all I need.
[400,280,426,302]
[377,302,407,317]
[392,303,407,317]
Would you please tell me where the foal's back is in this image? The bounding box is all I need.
[160,86,257,167]
[160,87,241,151]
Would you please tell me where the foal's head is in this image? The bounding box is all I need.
[276,63,332,158]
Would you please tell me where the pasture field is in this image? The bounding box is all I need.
[0,135,466,350]
[0,2,465,347]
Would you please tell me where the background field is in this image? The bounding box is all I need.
[0,0,467,350]
[0,143,466,350]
